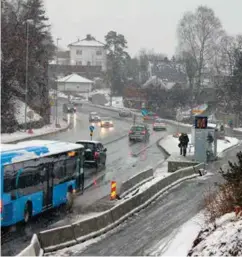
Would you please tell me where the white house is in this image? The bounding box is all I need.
[56,73,93,93]
[68,34,107,71]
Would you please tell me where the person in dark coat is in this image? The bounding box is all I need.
[178,133,189,156]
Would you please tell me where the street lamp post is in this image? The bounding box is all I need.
[24,20,32,132]
[55,37,61,128]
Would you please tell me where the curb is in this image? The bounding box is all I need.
[2,122,70,144]
[156,138,171,158]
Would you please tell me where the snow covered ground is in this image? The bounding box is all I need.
[188,212,242,256]
[13,99,42,124]
[159,134,240,157]
[1,120,68,143]
[147,212,205,256]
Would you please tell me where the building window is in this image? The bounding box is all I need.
[87,61,91,66]
[96,61,102,66]
[76,50,82,55]
[96,50,102,56]
[76,61,82,65]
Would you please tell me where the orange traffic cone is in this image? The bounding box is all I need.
[110,181,117,200]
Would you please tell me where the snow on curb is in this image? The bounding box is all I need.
[1,121,70,144]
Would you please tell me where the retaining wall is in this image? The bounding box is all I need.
[168,161,199,173]
[119,168,154,196]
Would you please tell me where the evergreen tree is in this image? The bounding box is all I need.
[105,31,130,95]
[1,0,55,131]
[220,151,242,206]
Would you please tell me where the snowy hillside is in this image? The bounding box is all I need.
[188,212,242,256]
[13,99,42,124]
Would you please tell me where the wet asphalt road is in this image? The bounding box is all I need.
[49,138,242,256]
[1,102,169,256]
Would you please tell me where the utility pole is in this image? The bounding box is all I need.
[55,37,61,128]
[24,20,31,132]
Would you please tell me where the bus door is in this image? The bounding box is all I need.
[41,163,53,209]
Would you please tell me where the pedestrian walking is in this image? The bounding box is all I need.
[178,133,189,157]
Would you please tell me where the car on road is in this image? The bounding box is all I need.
[76,140,107,169]
[89,112,101,122]
[63,103,76,113]
[153,118,166,131]
[143,111,158,122]
[119,109,132,117]
[70,96,83,106]
[128,124,150,142]
[100,117,114,127]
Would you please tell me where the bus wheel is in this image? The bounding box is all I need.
[24,202,32,223]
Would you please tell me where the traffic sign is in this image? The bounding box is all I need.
[27,110,34,120]
[89,125,95,132]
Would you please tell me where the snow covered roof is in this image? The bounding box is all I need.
[56,73,93,84]
[68,34,105,47]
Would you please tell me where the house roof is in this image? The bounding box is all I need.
[56,73,93,83]
[68,34,105,47]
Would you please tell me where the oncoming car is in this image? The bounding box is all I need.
[100,117,114,127]
[153,118,166,131]
[128,124,150,142]
[89,112,101,122]
[63,103,76,113]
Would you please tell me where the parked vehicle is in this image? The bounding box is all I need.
[153,118,166,131]
[100,117,114,127]
[119,109,132,117]
[89,112,101,122]
[63,103,76,113]
[128,124,150,142]
[76,140,107,169]
[1,140,85,227]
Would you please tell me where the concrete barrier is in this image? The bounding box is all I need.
[17,234,43,257]
[119,168,154,196]
[168,161,199,173]
[17,162,205,255]
[111,198,134,222]
[73,217,99,243]
[31,234,43,256]
[38,224,76,252]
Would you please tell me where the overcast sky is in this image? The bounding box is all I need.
[44,0,242,57]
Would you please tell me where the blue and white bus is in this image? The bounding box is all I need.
[1,140,84,227]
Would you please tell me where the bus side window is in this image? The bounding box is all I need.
[53,160,65,183]
[65,157,77,178]
[3,164,16,199]
[17,160,42,196]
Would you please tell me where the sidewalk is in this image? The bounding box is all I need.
[159,134,240,161]
[1,120,69,144]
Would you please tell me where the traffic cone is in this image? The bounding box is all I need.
[110,181,117,200]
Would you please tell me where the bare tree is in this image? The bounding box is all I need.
[181,51,197,113]
[177,6,223,93]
